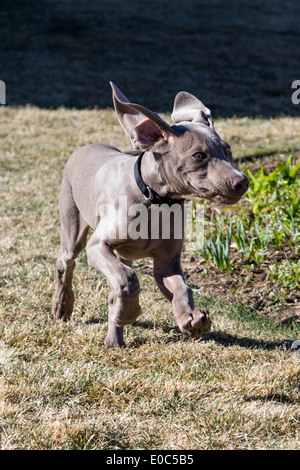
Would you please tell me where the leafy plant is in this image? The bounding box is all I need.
[196,154,300,281]
[268,260,300,300]
[200,219,233,272]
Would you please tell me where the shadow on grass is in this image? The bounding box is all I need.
[131,320,293,351]
[243,394,297,405]
[84,316,107,325]
[237,147,300,164]
[203,330,292,351]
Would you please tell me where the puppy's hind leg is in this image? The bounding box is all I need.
[52,174,89,321]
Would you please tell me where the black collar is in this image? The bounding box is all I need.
[134,152,185,206]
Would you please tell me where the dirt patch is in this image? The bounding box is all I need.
[181,250,300,324]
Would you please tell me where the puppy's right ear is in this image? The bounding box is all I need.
[171,91,214,128]
[110,82,179,150]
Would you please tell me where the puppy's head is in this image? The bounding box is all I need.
[111,83,249,204]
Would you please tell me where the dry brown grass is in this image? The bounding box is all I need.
[0,106,299,450]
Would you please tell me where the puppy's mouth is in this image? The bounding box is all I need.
[198,189,242,205]
[213,193,242,205]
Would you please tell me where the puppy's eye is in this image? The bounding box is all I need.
[227,147,231,155]
[193,152,206,161]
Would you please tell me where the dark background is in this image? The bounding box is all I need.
[2,0,300,116]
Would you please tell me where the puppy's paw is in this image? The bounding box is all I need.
[52,290,74,321]
[177,308,211,338]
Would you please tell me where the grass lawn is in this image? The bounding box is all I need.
[0,106,299,450]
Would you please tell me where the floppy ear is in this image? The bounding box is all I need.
[110,82,179,149]
[171,91,214,128]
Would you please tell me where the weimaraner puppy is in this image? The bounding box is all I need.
[52,83,249,347]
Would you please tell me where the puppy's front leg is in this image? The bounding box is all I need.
[86,233,141,348]
[154,255,211,338]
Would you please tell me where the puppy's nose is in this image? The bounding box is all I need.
[231,174,249,194]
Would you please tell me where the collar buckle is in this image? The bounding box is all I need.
[144,186,152,201]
